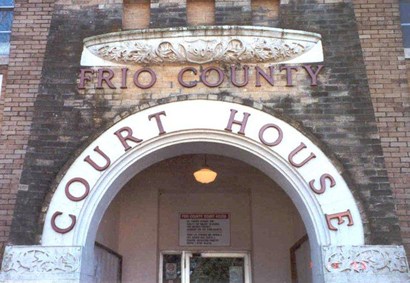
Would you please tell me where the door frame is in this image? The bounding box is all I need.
[159,251,252,283]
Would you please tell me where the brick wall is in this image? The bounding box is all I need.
[150,0,186,28]
[279,1,401,245]
[187,0,215,26]
[0,65,8,134]
[123,0,150,29]
[215,0,251,25]
[252,0,279,26]
[2,0,400,248]
[0,0,55,252]
[0,0,405,255]
[353,0,410,254]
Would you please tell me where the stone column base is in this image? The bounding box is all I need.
[1,244,410,282]
[0,246,85,282]
[322,245,410,282]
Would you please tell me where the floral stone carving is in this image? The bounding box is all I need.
[323,245,409,274]
[83,26,322,66]
[1,246,81,274]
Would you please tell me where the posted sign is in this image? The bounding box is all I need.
[179,213,230,246]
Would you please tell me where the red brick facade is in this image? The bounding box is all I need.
[0,0,55,253]
[353,0,410,252]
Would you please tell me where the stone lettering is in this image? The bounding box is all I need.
[148,111,167,135]
[309,173,336,194]
[51,212,76,234]
[97,68,116,89]
[325,210,354,231]
[258,123,283,146]
[288,142,316,168]
[65,177,90,202]
[84,146,111,171]
[224,109,251,135]
[303,64,324,86]
[78,69,94,89]
[114,126,143,151]
[230,65,249,87]
[178,67,198,88]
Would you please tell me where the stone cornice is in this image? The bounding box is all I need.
[81,26,323,66]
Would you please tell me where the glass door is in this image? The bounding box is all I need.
[161,252,251,283]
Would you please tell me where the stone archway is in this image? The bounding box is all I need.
[1,100,408,283]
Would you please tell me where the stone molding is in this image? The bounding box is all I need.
[0,246,82,281]
[81,26,323,66]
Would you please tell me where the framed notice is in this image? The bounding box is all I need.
[179,213,230,246]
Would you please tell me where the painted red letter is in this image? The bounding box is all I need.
[148,111,167,135]
[325,210,354,231]
[65,177,90,202]
[178,67,198,88]
[309,173,336,194]
[78,69,94,89]
[225,109,251,135]
[288,142,316,168]
[230,65,249,87]
[258,123,283,146]
[114,127,143,151]
[302,65,324,86]
[51,211,76,234]
[84,146,111,171]
[97,68,116,89]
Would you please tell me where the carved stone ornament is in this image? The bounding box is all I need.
[323,245,409,274]
[1,246,81,275]
[82,26,323,66]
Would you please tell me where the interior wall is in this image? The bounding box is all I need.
[251,178,307,282]
[96,155,310,283]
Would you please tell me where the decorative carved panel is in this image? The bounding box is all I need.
[323,245,409,274]
[1,246,81,275]
[82,26,323,66]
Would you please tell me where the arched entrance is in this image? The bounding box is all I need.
[9,99,404,283]
[39,100,364,282]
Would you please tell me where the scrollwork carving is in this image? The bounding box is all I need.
[323,246,409,274]
[83,27,323,66]
[90,37,310,65]
[2,247,81,274]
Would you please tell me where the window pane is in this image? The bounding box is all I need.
[402,26,410,48]
[190,257,245,283]
[0,33,10,55]
[400,3,410,23]
[162,254,182,283]
[0,11,13,31]
[0,0,13,7]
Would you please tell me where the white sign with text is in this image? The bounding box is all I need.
[179,213,230,246]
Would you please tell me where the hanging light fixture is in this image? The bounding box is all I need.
[193,155,217,184]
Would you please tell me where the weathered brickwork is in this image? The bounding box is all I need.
[215,0,252,25]
[150,0,186,28]
[0,0,55,253]
[7,3,122,244]
[0,0,396,250]
[252,0,279,26]
[279,1,401,245]
[353,0,410,254]
[0,0,407,268]
[187,0,215,26]
[123,0,150,29]
[0,66,8,133]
